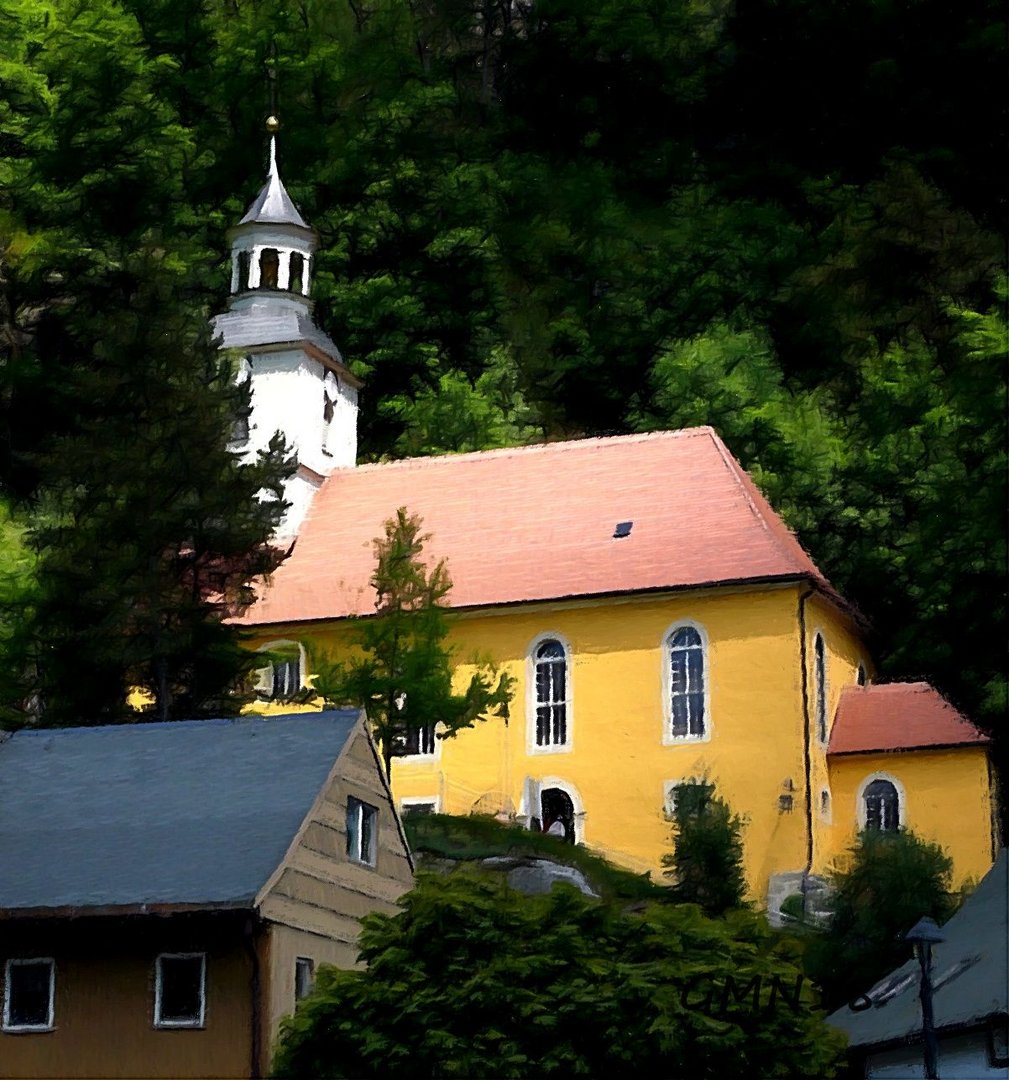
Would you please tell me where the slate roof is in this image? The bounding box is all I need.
[829,848,1008,1049]
[0,711,360,914]
[238,426,843,626]
[212,302,345,364]
[828,682,990,756]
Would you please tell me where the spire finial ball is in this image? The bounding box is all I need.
[265,115,280,133]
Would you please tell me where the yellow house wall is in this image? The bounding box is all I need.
[251,584,817,899]
[826,748,995,887]
[247,584,993,900]
[804,592,873,876]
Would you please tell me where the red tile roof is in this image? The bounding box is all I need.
[241,427,839,626]
[828,682,990,755]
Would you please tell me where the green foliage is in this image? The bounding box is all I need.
[273,868,845,1079]
[662,779,748,917]
[805,830,958,1011]
[404,812,665,903]
[312,509,512,776]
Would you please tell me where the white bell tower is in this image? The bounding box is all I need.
[212,118,360,539]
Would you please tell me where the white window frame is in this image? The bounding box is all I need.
[294,957,315,1004]
[255,639,306,702]
[526,632,573,755]
[819,786,832,824]
[529,776,585,844]
[813,630,828,744]
[154,952,206,1029]
[3,958,55,1033]
[856,772,905,832]
[347,796,378,866]
[662,620,711,745]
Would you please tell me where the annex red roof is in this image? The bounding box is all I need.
[241,427,838,626]
[828,682,990,755]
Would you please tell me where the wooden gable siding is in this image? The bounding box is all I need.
[257,720,413,948]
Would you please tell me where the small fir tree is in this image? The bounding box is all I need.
[313,508,513,778]
[662,779,747,916]
[806,829,958,1010]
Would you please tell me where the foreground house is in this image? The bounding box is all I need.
[829,848,1008,1078]
[220,139,997,909]
[0,712,413,1080]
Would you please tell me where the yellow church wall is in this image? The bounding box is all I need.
[251,583,827,899]
[803,592,873,876]
[826,748,995,887]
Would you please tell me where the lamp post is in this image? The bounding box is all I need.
[904,916,946,1080]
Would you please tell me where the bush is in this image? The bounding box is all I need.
[273,869,844,1079]
[806,829,957,1010]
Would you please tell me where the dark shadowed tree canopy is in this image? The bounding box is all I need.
[0,0,1003,771]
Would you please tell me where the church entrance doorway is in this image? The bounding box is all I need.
[541,787,575,843]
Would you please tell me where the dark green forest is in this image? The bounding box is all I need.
[0,1,1005,775]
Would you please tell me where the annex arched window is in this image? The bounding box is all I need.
[533,638,569,749]
[856,663,867,687]
[667,624,705,739]
[863,778,900,832]
[814,632,827,742]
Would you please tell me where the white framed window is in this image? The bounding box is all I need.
[813,632,827,743]
[154,953,206,1028]
[663,622,708,742]
[856,772,905,833]
[294,958,315,1003]
[255,640,304,702]
[394,724,437,759]
[400,797,439,816]
[3,958,55,1032]
[663,779,690,820]
[528,634,572,752]
[347,796,378,866]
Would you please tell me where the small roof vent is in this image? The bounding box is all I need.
[613,521,633,539]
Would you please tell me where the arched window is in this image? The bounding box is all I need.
[856,663,867,686]
[863,778,900,832]
[289,252,304,294]
[667,625,705,739]
[256,641,302,701]
[814,633,827,742]
[259,248,279,290]
[534,638,569,748]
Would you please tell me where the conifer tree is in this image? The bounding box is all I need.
[313,508,513,778]
[662,779,747,917]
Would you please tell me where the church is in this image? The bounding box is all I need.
[217,135,997,912]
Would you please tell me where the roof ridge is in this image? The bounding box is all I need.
[8,710,349,738]
[703,429,815,570]
[345,426,717,476]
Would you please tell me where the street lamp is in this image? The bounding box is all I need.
[904,916,946,1080]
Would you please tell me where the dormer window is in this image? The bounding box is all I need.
[259,248,279,290]
[289,252,305,294]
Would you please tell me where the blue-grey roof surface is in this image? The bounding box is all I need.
[829,848,1009,1048]
[212,307,344,364]
[0,711,360,912]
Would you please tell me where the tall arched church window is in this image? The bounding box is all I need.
[863,778,900,832]
[856,663,867,686]
[534,639,569,747]
[259,248,279,290]
[814,633,827,742]
[668,625,705,738]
